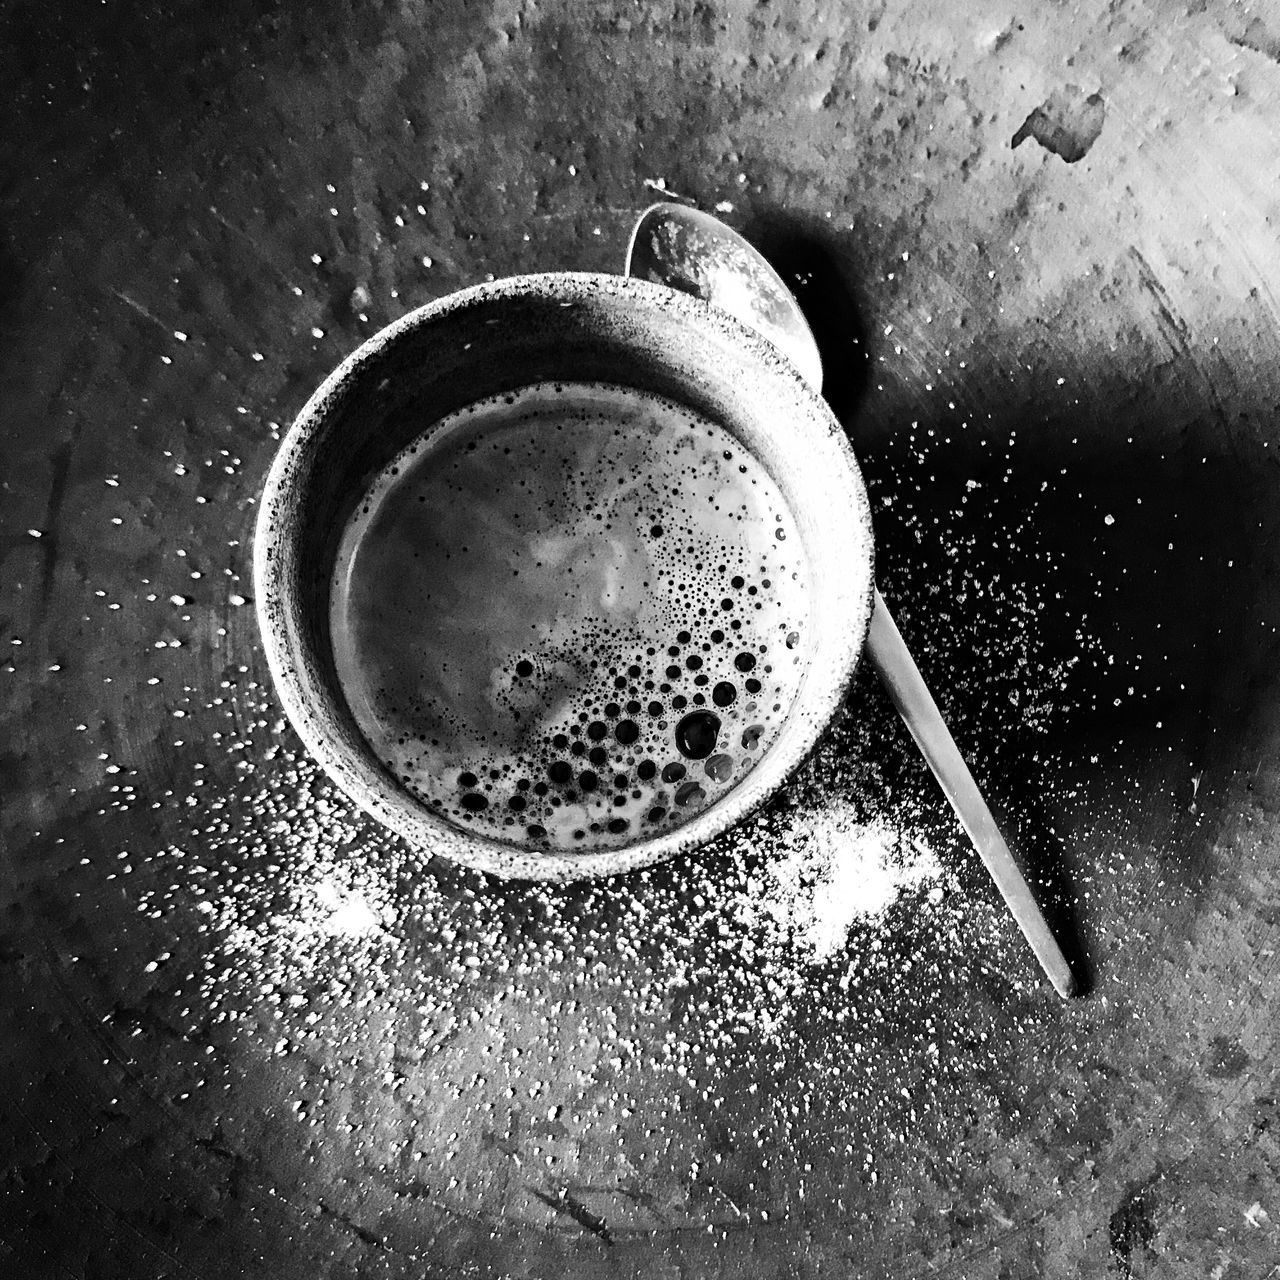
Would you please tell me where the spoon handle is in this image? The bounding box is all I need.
[866,590,1077,997]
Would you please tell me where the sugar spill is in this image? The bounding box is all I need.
[120,680,1049,1223]
[746,807,944,963]
[28,204,1112,1235]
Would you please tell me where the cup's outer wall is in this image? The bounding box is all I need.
[253,272,875,881]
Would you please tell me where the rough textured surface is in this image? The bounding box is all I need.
[4,0,1280,1276]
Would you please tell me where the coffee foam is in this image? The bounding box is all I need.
[330,382,810,852]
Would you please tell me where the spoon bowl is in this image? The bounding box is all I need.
[626,202,825,390]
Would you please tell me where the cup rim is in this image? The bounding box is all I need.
[254,270,875,881]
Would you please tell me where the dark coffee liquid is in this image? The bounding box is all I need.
[330,382,809,851]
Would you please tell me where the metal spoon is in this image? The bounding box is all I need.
[628,202,1077,998]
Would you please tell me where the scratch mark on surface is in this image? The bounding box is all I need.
[1128,247,1231,434]
[207,205,297,288]
[1128,248,1193,355]
[38,421,79,612]
[531,1185,613,1244]
[112,289,168,332]
[317,1201,384,1249]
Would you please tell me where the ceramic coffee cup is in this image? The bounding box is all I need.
[253,272,875,880]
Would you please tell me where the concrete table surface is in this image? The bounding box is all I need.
[3,0,1280,1275]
